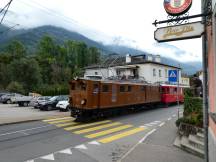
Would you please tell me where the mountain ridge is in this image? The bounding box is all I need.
[0,25,201,75]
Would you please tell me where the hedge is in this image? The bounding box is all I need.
[176,97,203,128]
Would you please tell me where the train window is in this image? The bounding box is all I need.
[93,84,99,93]
[102,85,109,92]
[128,86,132,92]
[140,86,145,91]
[80,82,86,90]
[120,86,125,92]
[174,88,177,93]
[71,83,75,90]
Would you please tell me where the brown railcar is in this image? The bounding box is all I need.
[69,79,161,120]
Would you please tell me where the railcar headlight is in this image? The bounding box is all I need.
[81,99,86,105]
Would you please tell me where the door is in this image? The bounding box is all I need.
[92,83,100,108]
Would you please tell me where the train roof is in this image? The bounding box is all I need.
[71,78,159,86]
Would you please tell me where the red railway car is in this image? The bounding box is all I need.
[160,84,185,105]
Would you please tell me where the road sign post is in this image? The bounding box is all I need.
[168,69,180,119]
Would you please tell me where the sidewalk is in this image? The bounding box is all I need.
[122,118,203,162]
[0,104,70,126]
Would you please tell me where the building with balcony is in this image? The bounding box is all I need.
[84,54,190,86]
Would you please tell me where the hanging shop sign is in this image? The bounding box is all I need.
[164,0,192,16]
[154,21,204,42]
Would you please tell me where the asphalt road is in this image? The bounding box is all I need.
[0,105,183,162]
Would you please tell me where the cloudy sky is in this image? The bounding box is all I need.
[1,0,202,62]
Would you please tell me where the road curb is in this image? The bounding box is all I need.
[0,119,42,126]
[0,115,71,126]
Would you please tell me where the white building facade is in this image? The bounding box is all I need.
[84,54,189,86]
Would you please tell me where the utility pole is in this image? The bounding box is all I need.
[201,0,209,162]
[177,64,180,119]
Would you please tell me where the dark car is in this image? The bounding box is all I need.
[39,95,68,111]
[0,93,23,104]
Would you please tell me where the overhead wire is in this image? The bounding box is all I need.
[0,0,13,25]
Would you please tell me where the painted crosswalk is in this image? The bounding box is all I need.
[26,117,160,162]
[43,117,147,144]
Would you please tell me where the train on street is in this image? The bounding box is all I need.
[69,78,185,121]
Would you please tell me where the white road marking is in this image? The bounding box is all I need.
[0,125,52,137]
[75,144,87,150]
[159,122,165,127]
[139,126,148,128]
[139,129,157,143]
[118,129,157,162]
[168,118,172,121]
[144,124,153,127]
[41,154,55,160]
[20,131,30,136]
[88,141,101,145]
[26,160,34,162]
[153,121,161,123]
[58,149,72,155]
[172,114,176,117]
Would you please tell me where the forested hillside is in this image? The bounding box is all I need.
[0,36,101,95]
[0,25,202,76]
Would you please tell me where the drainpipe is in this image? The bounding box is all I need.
[201,0,209,162]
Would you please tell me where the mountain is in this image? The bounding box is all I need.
[0,25,202,74]
[161,57,202,75]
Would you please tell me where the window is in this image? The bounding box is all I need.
[165,69,168,78]
[71,83,75,90]
[140,86,145,91]
[128,86,132,92]
[102,85,109,92]
[80,82,86,90]
[120,86,125,92]
[95,72,98,75]
[153,69,156,77]
[159,70,162,77]
[93,84,99,93]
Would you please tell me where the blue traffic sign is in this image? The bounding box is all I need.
[168,70,178,82]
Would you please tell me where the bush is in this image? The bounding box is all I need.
[36,84,69,96]
[176,97,203,128]
[184,88,194,97]
[6,81,25,94]
[184,97,203,116]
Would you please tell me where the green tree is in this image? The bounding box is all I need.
[6,81,25,94]
[37,35,57,60]
[6,40,26,60]
[88,47,100,64]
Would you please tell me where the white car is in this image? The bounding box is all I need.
[56,100,70,111]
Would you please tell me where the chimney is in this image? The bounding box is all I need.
[126,54,132,63]
[155,55,161,63]
[147,54,153,61]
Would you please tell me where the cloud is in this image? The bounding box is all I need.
[0,0,202,62]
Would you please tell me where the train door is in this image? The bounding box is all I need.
[111,84,117,103]
[92,82,100,108]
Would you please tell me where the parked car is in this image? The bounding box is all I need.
[32,96,51,108]
[0,93,23,104]
[11,92,42,107]
[56,100,70,111]
[0,92,9,98]
[39,95,68,111]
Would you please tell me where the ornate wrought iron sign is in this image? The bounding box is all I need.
[164,0,192,16]
[154,21,204,42]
